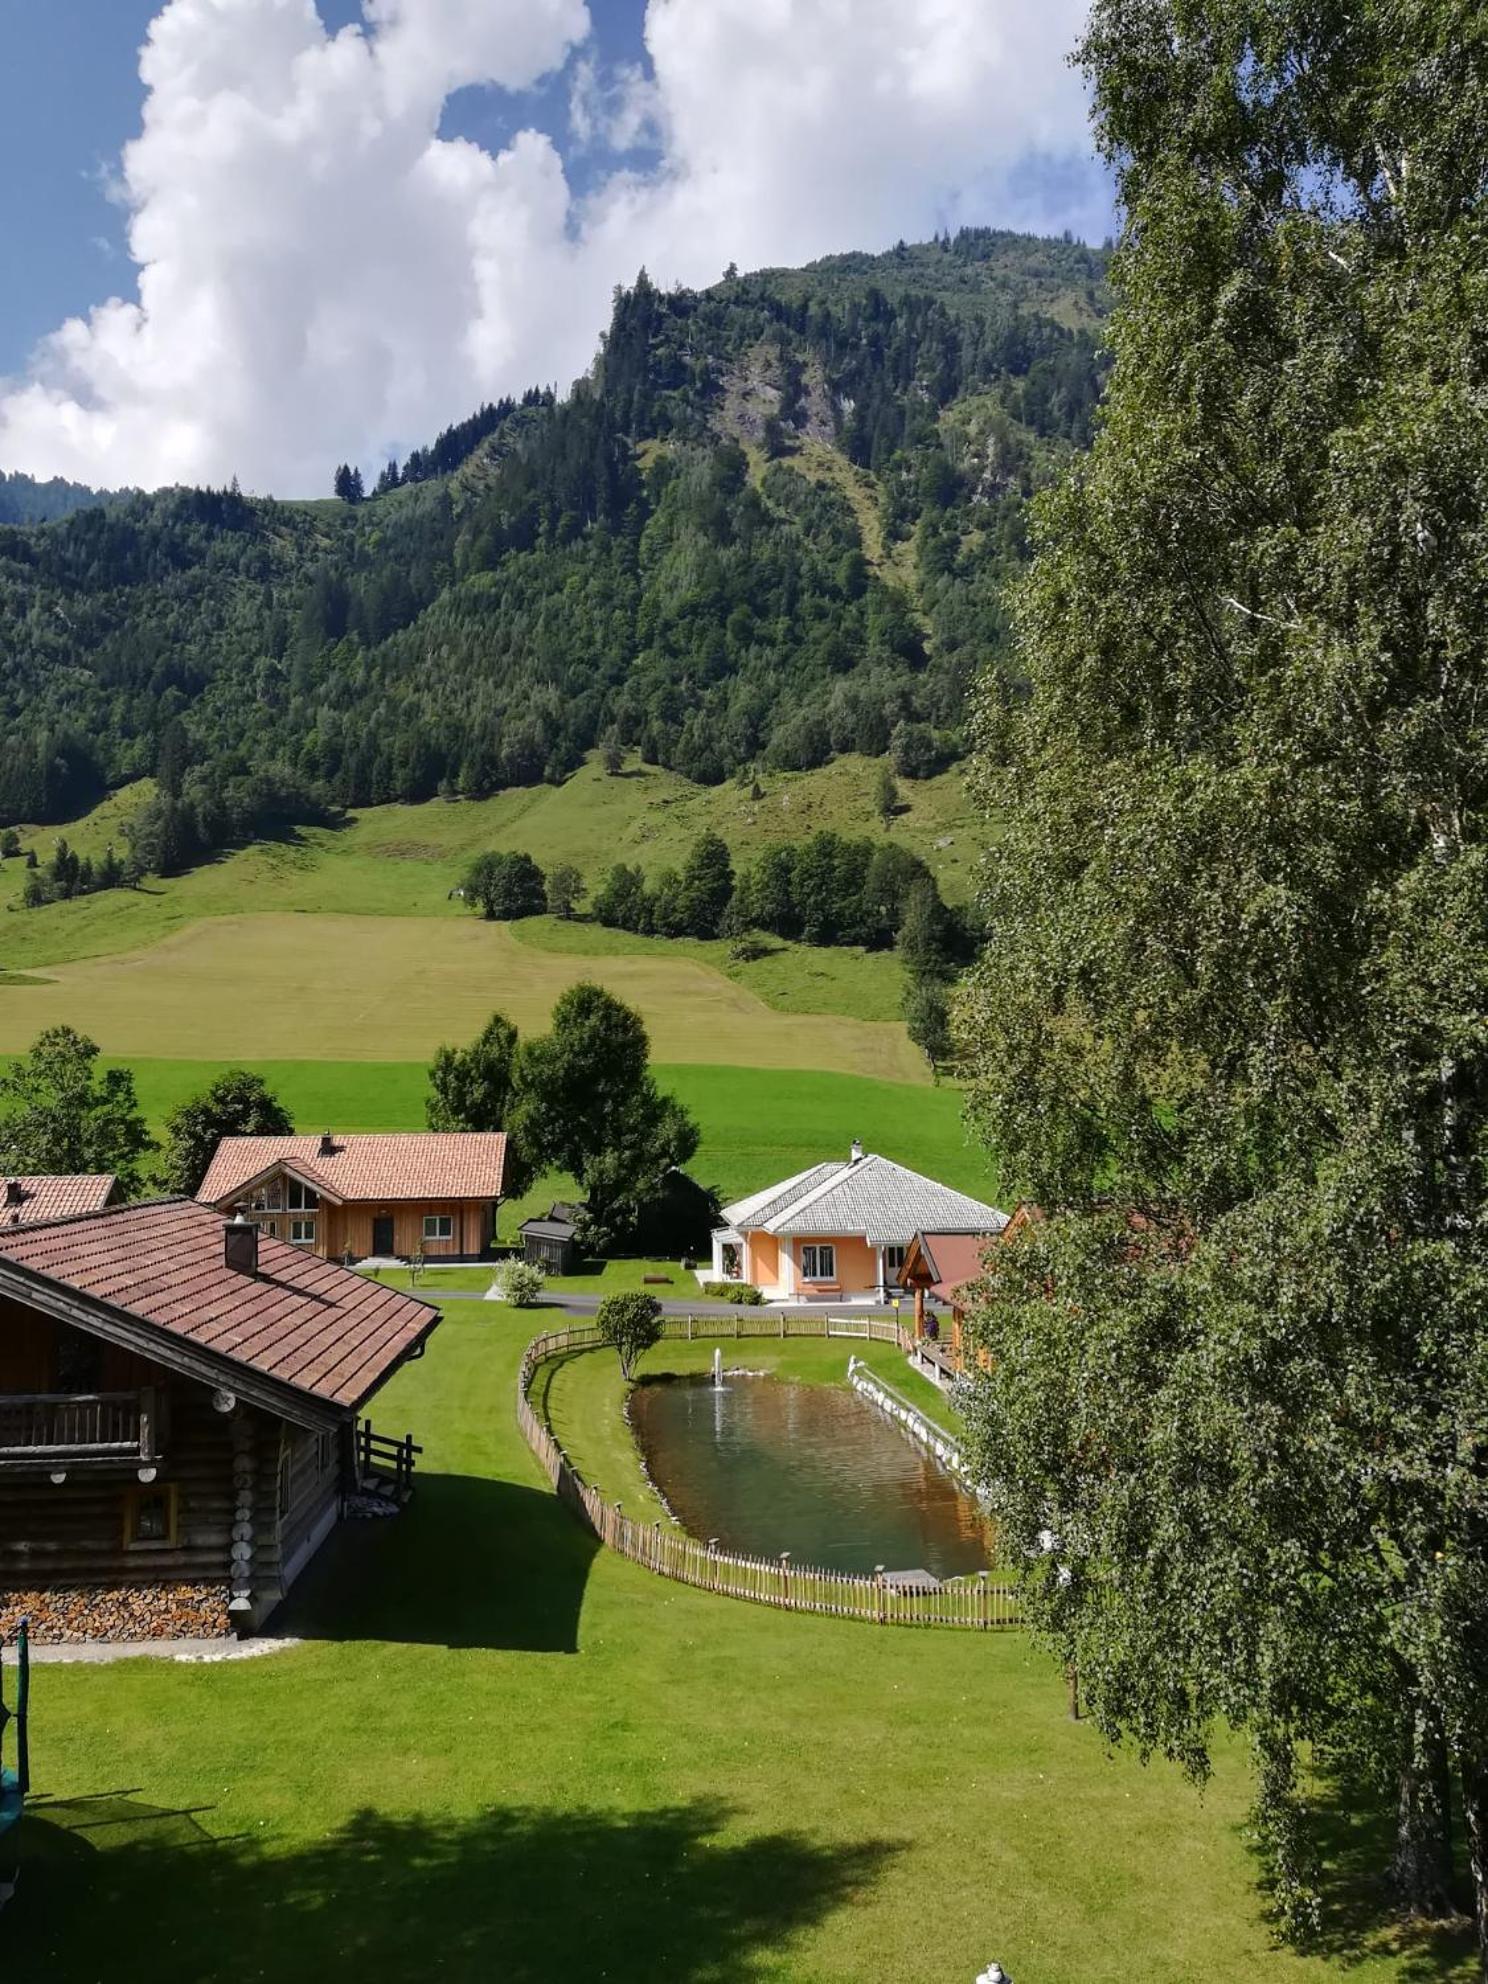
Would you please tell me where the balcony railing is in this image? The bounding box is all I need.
[0,1390,157,1465]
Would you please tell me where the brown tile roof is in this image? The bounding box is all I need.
[198,1132,507,1208]
[0,1174,116,1226]
[0,1199,438,1413]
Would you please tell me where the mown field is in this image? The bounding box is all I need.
[11,1302,1462,1984]
[0,753,985,1087]
[103,1059,999,1231]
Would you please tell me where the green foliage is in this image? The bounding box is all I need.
[700,1280,765,1305]
[0,233,1107,871]
[425,1011,532,1197]
[0,1024,152,1194]
[461,850,546,920]
[594,1288,663,1379]
[157,1067,292,1196]
[874,762,900,825]
[544,863,584,919]
[903,978,952,1072]
[513,984,700,1250]
[490,1257,545,1307]
[958,0,1488,1949]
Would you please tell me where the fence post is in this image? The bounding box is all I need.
[708,1538,719,1592]
[780,1552,791,1607]
[687,1313,694,1341]
[874,1565,886,1625]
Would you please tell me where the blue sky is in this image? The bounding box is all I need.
[0,0,657,380]
[0,0,1108,492]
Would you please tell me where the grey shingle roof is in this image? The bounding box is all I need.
[723,1154,1005,1248]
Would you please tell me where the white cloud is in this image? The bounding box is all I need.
[0,0,1102,493]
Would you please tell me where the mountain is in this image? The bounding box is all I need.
[0,226,1110,871]
[0,469,116,526]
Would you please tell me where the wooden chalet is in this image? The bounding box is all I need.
[0,1199,439,1642]
[198,1131,508,1262]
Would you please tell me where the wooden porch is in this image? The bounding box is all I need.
[0,1389,162,1469]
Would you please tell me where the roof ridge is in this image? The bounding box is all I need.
[0,1192,192,1239]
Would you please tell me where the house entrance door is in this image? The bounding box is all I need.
[372,1216,395,1257]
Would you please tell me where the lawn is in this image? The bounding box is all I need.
[80,1058,1000,1217]
[367,1257,695,1299]
[8,1303,1465,1983]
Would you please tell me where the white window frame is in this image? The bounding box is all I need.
[800,1243,836,1282]
[286,1179,319,1211]
[883,1244,907,1279]
[289,1217,316,1245]
[423,1214,454,1242]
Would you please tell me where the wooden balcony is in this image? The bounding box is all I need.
[0,1389,160,1469]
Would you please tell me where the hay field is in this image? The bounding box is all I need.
[0,912,925,1081]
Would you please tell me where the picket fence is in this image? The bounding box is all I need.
[516,1318,1021,1630]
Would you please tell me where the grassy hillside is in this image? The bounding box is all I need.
[0,753,980,970]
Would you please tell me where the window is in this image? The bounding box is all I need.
[316,1431,334,1476]
[123,1484,178,1548]
[247,1185,284,1211]
[286,1180,319,1211]
[261,1219,279,1239]
[289,1218,316,1245]
[55,1327,103,1393]
[423,1214,454,1241]
[883,1244,907,1282]
[719,1242,742,1281]
[800,1244,836,1282]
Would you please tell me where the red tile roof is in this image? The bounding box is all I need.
[198,1132,507,1208]
[0,1174,116,1226]
[0,1199,438,1412]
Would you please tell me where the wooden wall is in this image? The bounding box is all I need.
[1,1305,350,1626]
[245,1198,495,1261]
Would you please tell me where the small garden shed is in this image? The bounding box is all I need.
[518,1204,581,1276]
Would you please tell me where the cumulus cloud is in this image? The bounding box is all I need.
[0,0,1103,493]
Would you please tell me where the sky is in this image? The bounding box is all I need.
[0,0,1112,496]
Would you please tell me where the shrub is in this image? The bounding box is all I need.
[595,1289,663,1378]
[702,1281,765,1305]
[491,1258,546,1307]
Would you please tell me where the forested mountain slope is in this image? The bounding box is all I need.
[0,227,1108,873]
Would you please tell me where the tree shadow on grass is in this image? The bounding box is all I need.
[1247,1767,1477,1981]
[14,1793,898,1984]
[269,1471,600,1653]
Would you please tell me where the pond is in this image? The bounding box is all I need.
[628,1373,991,1579]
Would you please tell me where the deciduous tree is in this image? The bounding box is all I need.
[0,1026,153,1195]
[158,1068,293,1196]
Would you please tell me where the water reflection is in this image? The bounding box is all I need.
[628,1374,991,1579]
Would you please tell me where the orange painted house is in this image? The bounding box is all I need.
[198,1132,508,1263]
[709,1142,1006,1302]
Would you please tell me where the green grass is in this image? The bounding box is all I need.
[368,1258,694,1299]
[97,1058,1000,1216]
[0,913,923,1080]
[10,1302,1466,1983]
[0,752,981,973]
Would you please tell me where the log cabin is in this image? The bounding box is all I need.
[197,1131,508,1262]
[0,1198,439,1643]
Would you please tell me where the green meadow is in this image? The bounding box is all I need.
[105,1058,998,1228]
[10,1305,1463,1984]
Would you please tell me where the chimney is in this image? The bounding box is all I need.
[3,1179,23,1205]
[849,1139,865,1166]
[224,1212,259,1276]
[319,1130,336,1157]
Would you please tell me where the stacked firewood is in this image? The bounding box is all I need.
[0,1582,232,1643]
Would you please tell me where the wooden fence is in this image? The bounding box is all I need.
[516,1319,1021,1630]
